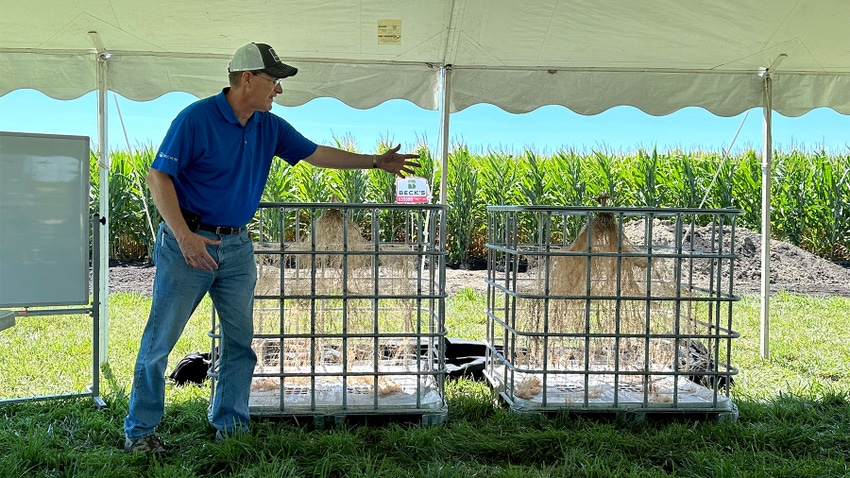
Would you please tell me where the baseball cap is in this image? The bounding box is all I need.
[228,42,298,79]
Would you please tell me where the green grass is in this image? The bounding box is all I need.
[731,293,850,400]
[1,292,849,477]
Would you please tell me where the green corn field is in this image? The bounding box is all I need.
[92,143,849,268]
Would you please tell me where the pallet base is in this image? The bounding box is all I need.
[486,369,738,422]
[252,404,449,429]
[496,391,739,422]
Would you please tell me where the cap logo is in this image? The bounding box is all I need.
[267,47,281,63]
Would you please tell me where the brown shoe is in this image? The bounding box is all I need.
[124,434,168,454]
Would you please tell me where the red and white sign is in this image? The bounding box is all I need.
[395,176,430,203]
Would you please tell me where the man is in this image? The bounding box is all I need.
[123,42,419,454]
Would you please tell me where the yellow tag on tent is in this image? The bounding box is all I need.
[395,176,430,203]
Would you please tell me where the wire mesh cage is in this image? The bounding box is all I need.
[210,202,448,424]
[484,205,740,419]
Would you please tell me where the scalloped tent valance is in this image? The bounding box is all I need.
[1,0,848,116]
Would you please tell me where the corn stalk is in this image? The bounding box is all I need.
[446,146,481,267]
[628,147,665,208]
[290,162,331,203]
[478,151,518,207]
[731,149,762,231]
[805,151,850,260]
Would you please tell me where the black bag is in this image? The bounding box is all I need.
[169,352,212,386]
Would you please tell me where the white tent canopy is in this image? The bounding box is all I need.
[2,1,848,362]
[2,0,849,116]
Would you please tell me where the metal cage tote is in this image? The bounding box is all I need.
[208,203,449,427]
[484,206,740,420]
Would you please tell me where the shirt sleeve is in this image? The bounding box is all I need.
[150,110,196,177]
[273,116,318,165]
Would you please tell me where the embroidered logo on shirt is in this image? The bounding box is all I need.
[158,152,179,163]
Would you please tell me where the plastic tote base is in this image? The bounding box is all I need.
[247,365,445,422]
[487,369,737,420]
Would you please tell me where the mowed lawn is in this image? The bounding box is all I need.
[0,291,848,477]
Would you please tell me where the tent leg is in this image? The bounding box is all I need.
[94,36,110,365]
[439,65,451,207]
[759,72,773,360]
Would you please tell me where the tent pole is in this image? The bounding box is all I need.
[93,34,110,365]
[439,65,452,207]
[759,70,773,360]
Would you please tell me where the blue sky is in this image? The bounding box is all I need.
[0,89,847,155]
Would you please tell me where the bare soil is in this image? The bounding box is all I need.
[107,227,850,298]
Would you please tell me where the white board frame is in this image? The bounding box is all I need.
[0,131,91,307]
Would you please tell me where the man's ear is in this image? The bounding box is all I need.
[241,71,254,88]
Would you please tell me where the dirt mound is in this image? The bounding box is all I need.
[619,220,850,297]
[733,233,850,296]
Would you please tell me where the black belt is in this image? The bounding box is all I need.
[197,223,246,235]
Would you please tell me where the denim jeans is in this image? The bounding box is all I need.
[124,222,257,440]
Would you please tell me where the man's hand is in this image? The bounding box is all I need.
[176,233,220,271]
[147,168,220,271]
[377,144,420,177]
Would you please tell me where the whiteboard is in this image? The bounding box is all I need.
[0,131,91,307]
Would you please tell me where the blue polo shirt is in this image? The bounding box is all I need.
[151,88,318,227]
